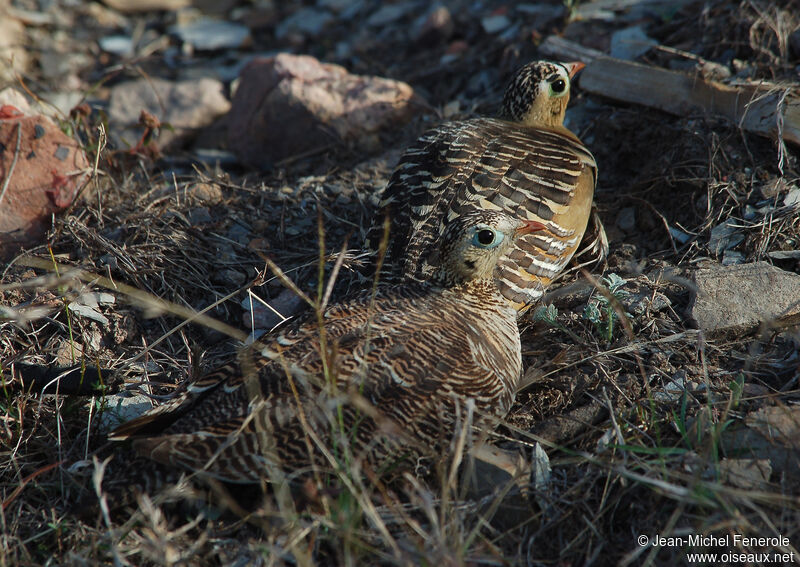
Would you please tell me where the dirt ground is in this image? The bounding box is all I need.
[2,0,799,565]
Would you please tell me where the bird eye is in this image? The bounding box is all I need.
[550,78,567,95]
[473,228,502,248]
[478,230,495,244]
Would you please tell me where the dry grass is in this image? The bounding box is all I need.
[2,0,800,565]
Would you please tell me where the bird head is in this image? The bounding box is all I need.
[435,211,545,285]
[500,60,585,128]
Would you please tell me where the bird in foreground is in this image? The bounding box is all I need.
[109,211,544,486]
[368,60,601,313]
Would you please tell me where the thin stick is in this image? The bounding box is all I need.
[0,122,22,207]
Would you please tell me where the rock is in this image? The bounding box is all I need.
[317,0,353,11]
[668,225,691,244]
[721,249,745,265]
[516,3,565,23]
[784,186,800,208]
[275,7,334,39]
[367,3,415,27]
[186,182,223,204]
[708,219,743,256]
[108,77,230,150]
[689,261,800,334]
[213,268,246,287]
[0,110,90,259]
[0,4,30,83]
[170,18,250,51]
[227,54,421,169]
[98,35,134,56]
[615,206,636,232]
[621,287,671,317]
[38,49,90,88]
[97,391,154,432]
[186,206,212,225]
[746,406,800,446]
[789,27,800,57]
[413,5,454,44]
[610,26,657,60]
[481,14,511,34]
[41,91,84,116]
[719,458,772,490]
[0,87,34,115]
[242,287,305,331]
[101,0,191,12]
[698,60,731,81]
[67,302,110,327]
[721,405,800,487]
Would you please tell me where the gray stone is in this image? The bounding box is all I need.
[41,91,84,116]
[784,186,800,208]
[317,0,352,11]
[275,7,333,38]
[108,77,230,150]
[790,28,800,59]
[242,287,305,330]
[367,2,416,27]
[187,207,212,226]
[610,26,657,60]
[213,268,246,287]
[668,226,691,244]
[67,302,110,327]
[39,49,91,83]
[412,5,454,44]
[98,35,134,56]
[721,250,745,265]
[621,287,671,316]
[102,0,190,12]
[0,87,34,114]
[481,14,511,34]
[0,8,30,82]
[768,250,800,260]
[708,219,743,256]
[719,458,772,490]
[97,391,154,432]
[516,4,565,20]
[615,206,636,232]
[689,261,800,334]
[171,18,250,51]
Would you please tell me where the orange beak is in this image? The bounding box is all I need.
[516,219,547,237]
[564,61,586,78]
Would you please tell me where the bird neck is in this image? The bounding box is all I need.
[430,270,498,295]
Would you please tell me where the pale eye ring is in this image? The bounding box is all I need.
[550,78,566,94]
[473,228,502,248]
[478,229,495,245]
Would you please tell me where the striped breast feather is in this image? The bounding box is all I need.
[370,117,595,282]
[119,283,521,480]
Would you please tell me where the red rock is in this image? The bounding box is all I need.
[228,53,422,169]
[0,112,90,259]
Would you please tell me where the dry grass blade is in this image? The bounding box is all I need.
[14,256,248,343]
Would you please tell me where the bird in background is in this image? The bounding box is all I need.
[368,59,604,313]
[108,210,544,489]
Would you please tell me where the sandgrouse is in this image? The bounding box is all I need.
[368,60,600,313]
[109,211,544,484]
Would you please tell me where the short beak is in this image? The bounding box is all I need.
[564,61,586,78]
[516,219,547,237]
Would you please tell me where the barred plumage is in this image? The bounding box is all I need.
[369,60,598,312]
[110,211,543,484]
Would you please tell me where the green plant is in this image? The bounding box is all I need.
[532,303,584,343]
[583,273,630,343]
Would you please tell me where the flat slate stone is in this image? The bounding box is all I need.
[689,261,800,334]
